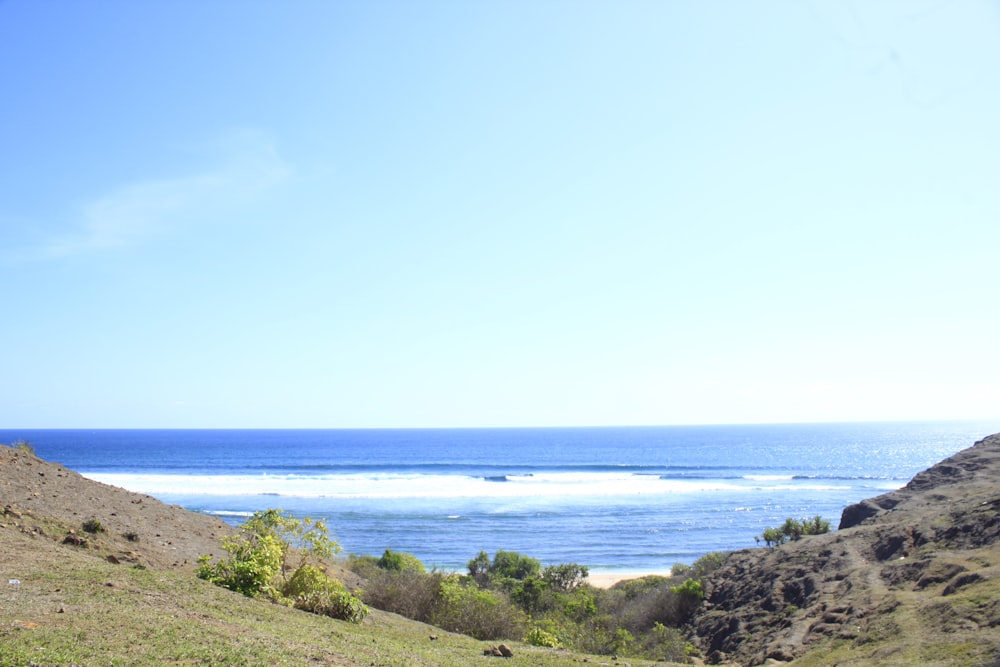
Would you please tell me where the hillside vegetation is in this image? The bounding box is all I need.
[0,444,671,666]
[4,434,1000,666]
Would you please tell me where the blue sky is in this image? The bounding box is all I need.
[2,1,999,428]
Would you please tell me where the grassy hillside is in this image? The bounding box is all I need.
[1,443,672,667]
[1,513,672,667]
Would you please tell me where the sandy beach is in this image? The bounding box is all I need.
[586,572,669,589]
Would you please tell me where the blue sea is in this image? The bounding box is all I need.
[3,422,996,574]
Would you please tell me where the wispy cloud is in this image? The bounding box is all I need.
[39,129,293,260]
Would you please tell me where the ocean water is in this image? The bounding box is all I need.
[3,422,996,573]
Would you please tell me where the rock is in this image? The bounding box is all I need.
[62,533,87,547]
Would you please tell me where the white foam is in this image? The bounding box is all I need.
[83,471,762,500]
[80,470,857,502]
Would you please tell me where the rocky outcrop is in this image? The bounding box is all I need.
[840,433,1000,533]
[689,433,1000,666]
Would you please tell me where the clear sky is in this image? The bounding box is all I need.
[2,1,999,428]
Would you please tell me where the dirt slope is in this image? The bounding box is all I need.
[1,444,233,570]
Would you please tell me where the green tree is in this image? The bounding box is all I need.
[467,550,492,586]
[490,549,542,581]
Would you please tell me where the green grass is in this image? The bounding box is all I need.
[1,527,672,667]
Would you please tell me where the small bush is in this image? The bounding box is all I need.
[196,509,365,623]
[361,568,442,621]
[636,622,690,662]
[758,516,831,547]
[430,575,526,640]
[525,626,562,648]
[376,548,426,572]
[197,532,284,598]
[286,568,368,623]
[690,551,728,577]
[82,517,105,534]
[305,588,368,623]
[670,577,703,600]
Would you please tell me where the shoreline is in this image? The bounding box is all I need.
[586,571,670,589]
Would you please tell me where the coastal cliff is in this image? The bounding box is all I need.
[690,433,1000,666]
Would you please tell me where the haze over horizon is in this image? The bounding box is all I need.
[2,1,999,429]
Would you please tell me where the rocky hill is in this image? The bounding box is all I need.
[690,433,1000,666]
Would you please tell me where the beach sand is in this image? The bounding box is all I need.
[586,572,669,589]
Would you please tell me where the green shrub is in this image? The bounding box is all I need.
[292,587,364,621]
[670,577,703,600]
[525,626,562,648]
[197,532,284,598]
[281,564,332,599]
[430,575,526,640]
[196,509,366,623]
[759,526,788,547]
[562,585,599,621]
[361,568,442,621]
[376,548,426,572]
[670,562,691,577]
[511,576,551,614]
[758,516,831,547]
[636,622,690,662]
[690,551,728,577]
[287,567,368,623]
[611,627,635,654]
[801,515,832,535]
[467,550,492,586]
